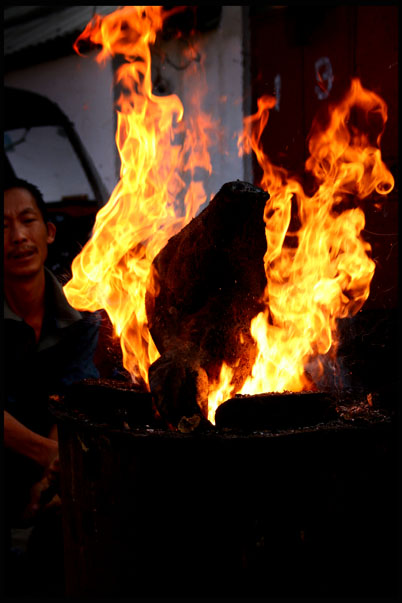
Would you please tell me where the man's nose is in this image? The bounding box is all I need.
[10,222,28,244]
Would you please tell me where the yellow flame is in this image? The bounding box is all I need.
[233,80,392,400]
[208,81,393,416]
[64,6,217,387]
[208,362,236,424]
[65,6,394,424]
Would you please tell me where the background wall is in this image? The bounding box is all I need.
[4,6,246,203]
[5,50,117,195]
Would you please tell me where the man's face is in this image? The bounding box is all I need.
[3,187,56,280]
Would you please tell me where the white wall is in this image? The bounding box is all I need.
[4,6,245,208]
[5,50,118,196]
[203,6,248,196]
[154,6,246,206]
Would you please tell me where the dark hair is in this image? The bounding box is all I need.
[4,178,49,223]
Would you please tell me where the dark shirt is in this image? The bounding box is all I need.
[4,268,100,523]
[4,267,100,435]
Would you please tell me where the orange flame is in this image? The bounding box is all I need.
[208,362,236,424]
[65,6,394,424]
[221,78,394,403]
[209,81,394,419]
[64,6,216,386]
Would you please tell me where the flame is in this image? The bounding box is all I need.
[226,78,393,402]
[64,6,394,424]
[64,6,216,387]
[208,362,236,424]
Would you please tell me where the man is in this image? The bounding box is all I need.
[3,178,100,595]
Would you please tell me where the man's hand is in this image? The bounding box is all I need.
[22,477,61,524]
[22,456,61,525]
[46,455,60,482]
[4,411,61,524]
[4,410,58,468]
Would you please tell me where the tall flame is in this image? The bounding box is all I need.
[64,6,394,423]
[64,6,215,386]
[219,78,394,405]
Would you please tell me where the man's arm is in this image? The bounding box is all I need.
[4,410,58,468]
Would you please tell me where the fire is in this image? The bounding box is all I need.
[208,362,236,424]
[64,6,215,386]
[64,6,394,425]
[230,79,393,400]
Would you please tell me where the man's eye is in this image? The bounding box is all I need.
[23,218,35,224]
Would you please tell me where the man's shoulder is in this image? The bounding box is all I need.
[4,299,22,322]
[44,268,85,327]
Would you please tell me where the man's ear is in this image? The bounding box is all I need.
[46,221,56,245]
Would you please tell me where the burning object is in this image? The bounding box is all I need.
[62,6,394,429]
[146,180,269,426]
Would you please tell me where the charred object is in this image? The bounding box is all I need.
[145,180,269,428]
